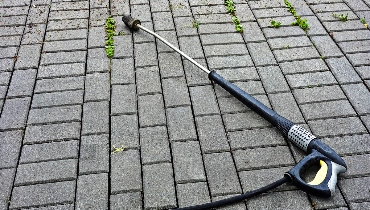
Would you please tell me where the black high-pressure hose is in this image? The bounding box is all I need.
[174,176,290,210]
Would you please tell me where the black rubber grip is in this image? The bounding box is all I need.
[209,71,294,135]
[122,14,141,31]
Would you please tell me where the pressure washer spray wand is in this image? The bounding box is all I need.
[122,15,347,210]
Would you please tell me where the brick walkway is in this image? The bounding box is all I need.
[1,0,370,209]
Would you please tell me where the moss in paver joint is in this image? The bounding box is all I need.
[270,20,281,28]
[332,13,348,22]
[105,16,115,58]
[192,20,199,29]
[224,0,243,33]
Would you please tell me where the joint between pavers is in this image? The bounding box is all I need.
[9,201,74,210]
[13,177,77,188]
[78,170,109,176]
[20,157,78,165]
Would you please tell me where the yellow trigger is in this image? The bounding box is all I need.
[308,160,328,185]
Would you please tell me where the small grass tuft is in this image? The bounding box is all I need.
[332,13,348,22]
[192,20,200,28]
[270,20,281,28]
[112,145,125,154]
[284,0,309,31]
[224,0,243,33]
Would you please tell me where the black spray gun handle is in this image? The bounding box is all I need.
[209,71,347,197]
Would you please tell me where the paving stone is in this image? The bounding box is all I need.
[241,21,266,42]
[228,127,286,150]
[340,176,370,202]
[40,51,86,65]
[24,122,80,143]
[311,35,343,58]
[215,67,259,82]
[253,8,291,18]
[338,40,370,54]
[79,134,109,174]
[323,134,370,156]
[10,181,75,209]
[20,140,78,164]
[218,94,271,114]
[178,36,204,59]
[316,11,357,22]
[51,1,89,10]
[172,141,206,183]
[35,76,84,93]
[140,126,171,165]
[28,105,81,125]
[43,39,87,53]
[305,15,329,36]
[0,26,24,37]
[249,0,285,9]
[156,31,179,53]
[0,130,22,168]
[201,33,244,45]
[191,4,225,14]
[153,12,175,31]
[47,19,88,31]
[223,111,271,131]
[0,58,14,72]
[233,146,294,171]
[188,0,224,6]
[207,55,254,69]
[204,44,248,57]
[257,16,297,29]
[15,159,77,186]
[0,72,11,85]
[274,46,321,62]
[111,149,141,194]
[110,192,142,210]
[49,10,89,20]
[311,3,350,13]
[162,77,191,107]
[326,57,362,84]
[0,86,7,99]
[111,85,136,115]
[169,0,192,17]
[158,52,184,78]
[113,36,133,58]
[45,29,87,41]
[90,0,109,9]
[239,166,295,192]
[204,152,241,196]
[323,20,365,32]
[268,36,312,50]
[342,154,370,178]
[0,97,31,130]
[246,190,312,210]
[347,52,370,66]
[198,23,237,35]
[362,115,370,130]
[286,71,337,88]
[335,30,370,43]
[87,57,110,73]
[309,117,367,137]
[301,100,356,120]
[136,66,162,95]
[134,43,157,67]
[143,163,176,209]
[310,185,347,209]
[183,59,210,86]
[85,73,110,101]
[193,13,231,24]
[82,101,109,135]
[280,59,328,74]
[111,115,139,149]
[132,4,152,22]
[138,94,166,127]
[177,182,210,208]
[0,47,17,59]
[27,5,49,25]
[32,90,83,108]
[0,16,27,27]
[37,63,85,78]
[89,8,109,26]
[88,26,105,48]
[342,83,370,115]
[189,85,219,116]
[293,85,346,104]
[257,66,289,93]
[195,115,229,153]
[76,173,108,210]
[7,69,36,97]
[111,58,135,84]
[0,168,15,209]
[350,202,370,209]
[166,106,197,141]
[0,36,21,47]
[263,27,306,39]
[0,6,29,17]
[15,44,42,69]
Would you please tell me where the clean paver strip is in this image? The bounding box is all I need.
[0,0,369,209]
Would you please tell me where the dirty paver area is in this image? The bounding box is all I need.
[1,0,370,209]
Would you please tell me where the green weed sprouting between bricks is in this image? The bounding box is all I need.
[224,0,243,33]
[332,13,348,22]
[270,20,281,28]
[284,0,309,32]
[105,16,116,58]
[192,20,200,28]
